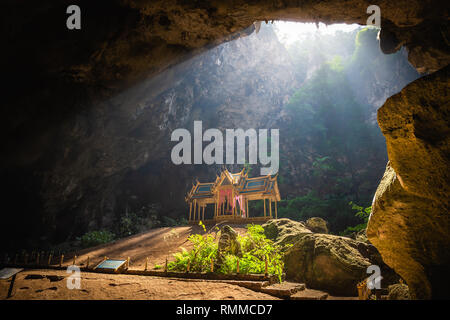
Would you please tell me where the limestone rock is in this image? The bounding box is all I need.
[283,233,374,296]
[262,218,312,246]
[388,283,411,300]
[216,225,242,267]
[355,229,369,244]
[305,217,328,234]
[368,65,450,299]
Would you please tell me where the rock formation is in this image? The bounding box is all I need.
[367,65,450,300]
[216,225,242,268]
[263,218,398,296]
[283,233,373,296]
[263,218,312,246]
[305,217,328,234]
[387,283,411,300]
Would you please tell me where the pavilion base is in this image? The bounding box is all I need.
[188,216,273,225]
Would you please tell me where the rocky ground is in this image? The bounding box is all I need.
[0,269,277,300]
[1,223,273,300]
[1,221,364,300]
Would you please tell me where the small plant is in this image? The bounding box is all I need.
[349,201,372,222]
[169,233,218,272]
[78,230,115,248]
[341,201,372,236]
[153,264,162,270]
[168,224,288,282]
[198,220,206,233]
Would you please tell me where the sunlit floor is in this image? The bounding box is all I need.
[1,269,277,300]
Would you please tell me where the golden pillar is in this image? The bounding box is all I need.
[189,202,192,221]
[246,198,249,218]
[275,200,278,219]
[269,199,272,218]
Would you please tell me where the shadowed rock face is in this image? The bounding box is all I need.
[284,233,373,296]
[264,218,399,296]
[1,23,297,249]
[1,0,450,299]
[4,2,448,105]
[367,65,450,299]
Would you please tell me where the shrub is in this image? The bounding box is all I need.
[117,203,162,237]
[168,223,289,283]
[79,230,115,248]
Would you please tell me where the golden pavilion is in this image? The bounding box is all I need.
[185,168,280,223]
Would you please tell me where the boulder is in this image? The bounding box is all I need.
[216,225,242,267]
[305,217,328,234]
[368,65,450,300]
[355,229,369,243]
[388,283,411,300]
[262,218,312,246]
[284,233,383,296]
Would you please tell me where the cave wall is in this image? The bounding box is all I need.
[3,0,448,170]
[1,20,298,248]
[1,0,449,298]
[367,65,450,299]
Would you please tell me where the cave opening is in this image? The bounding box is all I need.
[1,1,448,301]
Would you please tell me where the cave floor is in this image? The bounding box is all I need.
[1,225,359,300]
[0,269,280,300]
[0,269,359,300]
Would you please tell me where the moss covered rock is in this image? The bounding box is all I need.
[305,217,329,234]
[283,233,374,296]
[262,218,312,246]
[388,283,411,300]
[216,225,242,267]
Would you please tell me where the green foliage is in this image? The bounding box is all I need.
[221,225,288,283]
[350,27,419,103]
[168,233,218,273]
[168,224,288,282]
[277,192,359,232]
[78,230,115,248]
[277,25,418,234]
[116,204,187,237]
[340,202,372,236]
[117,204,161,237]
[279,32,390,233]
[284,27,359,83]
[349,201,371,222]
[327,55,344,72]
[153,264,163,270]
[198,220,206,233]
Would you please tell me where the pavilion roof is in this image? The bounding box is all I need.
[185,168,280,202]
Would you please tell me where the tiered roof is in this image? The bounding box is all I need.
[186,168,280,202]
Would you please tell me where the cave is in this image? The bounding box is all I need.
[1,1,449,300]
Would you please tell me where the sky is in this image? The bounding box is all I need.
[273,22,361,46]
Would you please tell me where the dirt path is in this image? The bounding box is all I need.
[64,224,249,270]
